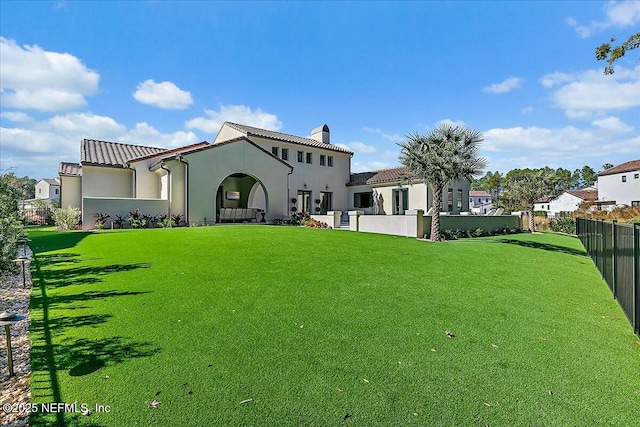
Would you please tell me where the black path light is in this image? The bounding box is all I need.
[0,312,26,377]
[12,257,31,288]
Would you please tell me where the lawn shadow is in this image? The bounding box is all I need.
[29,252,158,427]
[494,238,588,257]
[31,255,151,289]
[28,230,90,254]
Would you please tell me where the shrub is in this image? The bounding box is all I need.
[128,209,145,229]
[94,212,111,230]
[157,214,172,228]
[0,174,25,273]
[301,217,328,228]
[113,214,127,229]
[171,214,184,227]
[53,206,80,231]
[550,216,576,235]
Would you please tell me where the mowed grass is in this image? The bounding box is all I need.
[27,226,640,426]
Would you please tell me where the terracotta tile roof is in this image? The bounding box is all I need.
[348,166,416,186]
[224,122,353,155]
[565,189,598,201]
[598,159,640,176]
[149,136,294,172]
[469,190,491,198]
[81,139,167,167]
[128,141,209,163]
[58,162,82,176]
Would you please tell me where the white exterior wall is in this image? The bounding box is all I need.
[82,165,133,198]
[598,170,640,206]
[35,180,60,201]
[549,193,583,216]
[247,136,352,214]
[59,176,82,209]
[184,139,292,224]
[130,158,162,199]
[348,180,469,215]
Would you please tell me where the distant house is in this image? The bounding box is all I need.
[597,159,640,208]
[34,178,60,204]
[534,187,598,217]
[59,121,472,230]
[469,190,492,214]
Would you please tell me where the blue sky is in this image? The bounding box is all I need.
[1,0,639,180]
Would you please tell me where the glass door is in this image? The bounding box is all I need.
[297,190,311,214]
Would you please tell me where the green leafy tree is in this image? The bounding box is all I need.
[596,32,640,75]
[581,165,597,187]
[398,123,487,241]
[503,169,560,232]
[0,173,26,274]
[602,163,614,171]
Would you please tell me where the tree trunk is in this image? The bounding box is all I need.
[528,203,535,232]
[431,184,443,242]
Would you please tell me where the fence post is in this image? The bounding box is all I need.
[634,223,639,335]
[612,220,617,297]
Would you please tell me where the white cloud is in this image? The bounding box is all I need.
[120,122,199,148]
[567,1,640,38]
[0,112,33,122]
[482,76,523,94]
[349,142,376,154]
[542,66,640,119]
[49,112,125,137]
[186,104,282,133]
[133,79,193,110]
[351,161,393,173]
[482,124,640,172]
[363,127,403,143]
[437,119,468,128]
[0,37,99,112]
[1,113,200,178]
[521,106,534,114]
[591,116,634,133]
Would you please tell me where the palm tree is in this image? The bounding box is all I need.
[398,123,487,242]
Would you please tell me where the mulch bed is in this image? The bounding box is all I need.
[1,246,33,427]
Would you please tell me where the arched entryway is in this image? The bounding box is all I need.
[215,172,268,223]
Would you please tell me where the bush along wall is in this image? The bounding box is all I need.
[440,227,524,241]
[550,216,576,235]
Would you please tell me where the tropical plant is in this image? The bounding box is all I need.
[398,123,487,241]
[171,213,184,227]
[113,214,127,229]
[52,206,80,230]
[93,212,111,230]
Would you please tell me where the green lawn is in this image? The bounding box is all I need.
[27,226,639,426]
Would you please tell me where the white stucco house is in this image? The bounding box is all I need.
[35,178,60,203]
[469,190,492,215]
[59,122,471,230]
[534,187,598,217]
[596,159,640,208]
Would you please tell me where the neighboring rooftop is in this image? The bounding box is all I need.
[58,162,82,176]
[348,166,416,186]
[597,159,640,177]
[42,178,60,185]
[224,122,353,155]
[469,190,491,198]
[81,139,167,167]
[565,189,598,201]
